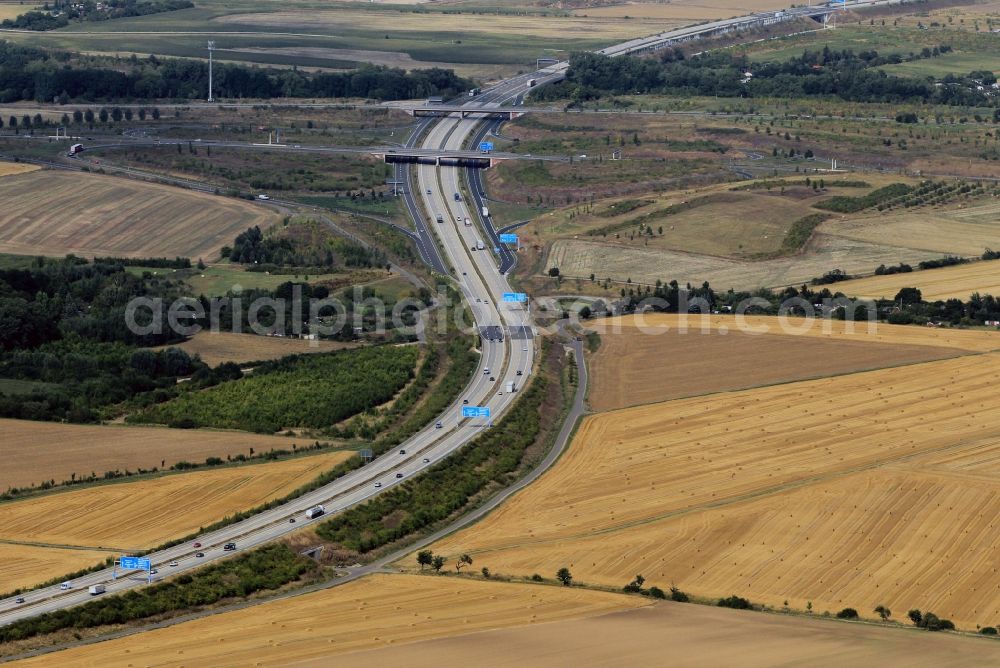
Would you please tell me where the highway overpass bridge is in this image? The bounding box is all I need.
[375,147,565,168]
[403,105,529,120]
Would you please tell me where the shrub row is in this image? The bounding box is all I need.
[316,365,551,553]
[0,544,318,643]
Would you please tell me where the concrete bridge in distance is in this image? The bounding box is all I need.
[373,147,564,168]
[401,104,530,120]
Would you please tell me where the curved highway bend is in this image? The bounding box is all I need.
[0,0,895,626]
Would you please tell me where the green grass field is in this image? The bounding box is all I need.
[2,2,665,75]
[880,51,1000,77]
[0,378,57,396]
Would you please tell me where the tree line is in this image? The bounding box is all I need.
[223,224,387,270]
[3,0,193,30]
[598,265,1000,328]
[0,544,318,644]
[539,48,996,107]
[0,41,472,103]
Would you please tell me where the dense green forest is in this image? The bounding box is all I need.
[224,223,387,270]
[0,41,472,103]
[128,345,419,433]
[0,254,429,424]
[539,48,997,107]
[0,255,230,422]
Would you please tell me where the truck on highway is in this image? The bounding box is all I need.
[469,88,481,97]
[506,381,515,393]
[481,205,490,218]
[527,78,537,88]
[88,584,105,596]
[67,143,84,157]
[305,505,326,520]
[464,217,472,226]
[476,239,485,251]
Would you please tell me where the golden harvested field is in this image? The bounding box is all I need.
[593,313,1000,353]
[335,601,1000,668]
[0,4,38,21]
[548,233,947,291]
[610,191,815,258]
[153,331,358,367]
[12,574,649,667]
[0,161,38,177]
[586,317,963,411]
[0,418,320,491]
[576,0,795,21]
[0,171,278,260]
[214,9,684,42]
[0,544,113,594]
[834,260,1000,302]
[0,451,350,552]
[823,202,1000,258]
[424,352,1000,629]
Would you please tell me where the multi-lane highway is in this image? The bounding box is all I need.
[0,75,543,627]
[0,0,899,626]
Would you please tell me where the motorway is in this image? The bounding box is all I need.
[0,67,550,634]
[0,0,897,627]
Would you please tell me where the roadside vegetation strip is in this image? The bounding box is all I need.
[0,544,322,646]
[128,345,419,434]
[316,340,568,556]
[370,333,480,453]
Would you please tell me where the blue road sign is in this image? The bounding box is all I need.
[479,141,494,152]
[462,406,491,418]
[120,556,151,571]
[503,292,528,303]
[499,233,518,244]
